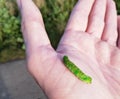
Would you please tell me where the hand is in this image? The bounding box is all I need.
[17,0,120,99]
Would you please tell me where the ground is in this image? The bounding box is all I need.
[0,60,47,99]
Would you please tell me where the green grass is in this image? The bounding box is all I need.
[41,0,77,48]
[0,0,120,63]
[115,0,120,14]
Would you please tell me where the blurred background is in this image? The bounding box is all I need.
[0,0,120,63]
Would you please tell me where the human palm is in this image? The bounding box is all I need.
[17,0,120,99]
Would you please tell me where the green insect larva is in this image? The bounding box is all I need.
[63,55,92,84]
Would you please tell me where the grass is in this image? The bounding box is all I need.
[115,0,120,14]
[41,0,77,48]
[0,0,120,63]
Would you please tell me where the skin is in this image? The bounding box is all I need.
[17,0,120,99]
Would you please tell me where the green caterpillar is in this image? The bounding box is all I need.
[63,55,92,84]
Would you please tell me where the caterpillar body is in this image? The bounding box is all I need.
[63,55,92,84]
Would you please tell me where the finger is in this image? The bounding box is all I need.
[118,16,120,48]
[65,0,95,32]
[17,0,51,52]
[86,0,106,38]
[102,0,118,45]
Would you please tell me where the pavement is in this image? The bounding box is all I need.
[0,60,48,99]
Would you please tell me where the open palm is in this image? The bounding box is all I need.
[17,0,120,99]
